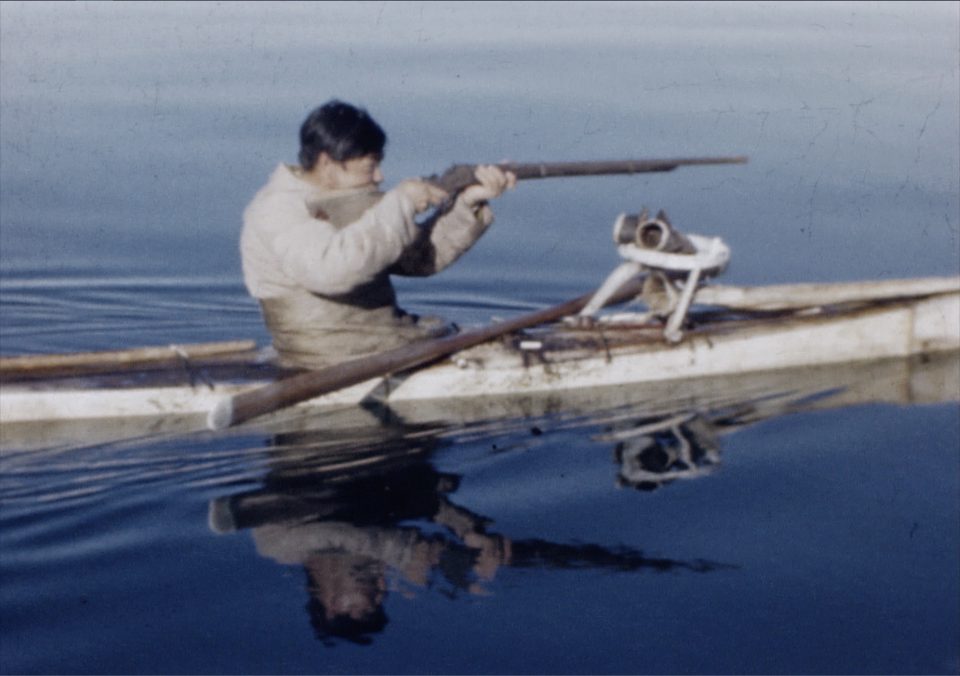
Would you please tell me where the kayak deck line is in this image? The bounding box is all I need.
[0,339,260,379]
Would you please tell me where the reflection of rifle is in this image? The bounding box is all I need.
[426,156,748,194]
[507,539,735,574]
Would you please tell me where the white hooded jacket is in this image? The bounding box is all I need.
[240,164,492,368]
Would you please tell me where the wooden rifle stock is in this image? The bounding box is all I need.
[427,156,748,193]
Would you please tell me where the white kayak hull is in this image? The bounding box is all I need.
[2,286,957,435]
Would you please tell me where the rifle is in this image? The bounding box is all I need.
[426,155,748,193]
[314,156,748,227]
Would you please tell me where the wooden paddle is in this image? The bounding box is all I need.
[207,278,644,430]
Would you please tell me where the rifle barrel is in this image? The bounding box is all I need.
[501,156,748,180]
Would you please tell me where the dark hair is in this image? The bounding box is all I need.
[304,563,389,646]
[306,595,388,646]
[298,100,387,171]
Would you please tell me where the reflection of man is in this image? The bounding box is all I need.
[225,457,511,644]
[210,426,730,645]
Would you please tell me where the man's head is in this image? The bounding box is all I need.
[305,553,388,645]
[298,100,386,172]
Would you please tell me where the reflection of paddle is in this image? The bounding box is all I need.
[207,278,643,430]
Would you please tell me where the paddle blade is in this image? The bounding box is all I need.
[207,397,235,431]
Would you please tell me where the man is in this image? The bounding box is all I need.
[241,100,515,369]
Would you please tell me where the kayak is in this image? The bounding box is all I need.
[1,275,957,450]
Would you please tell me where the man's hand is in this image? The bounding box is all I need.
[397,179,449,214]
[460,165,517,208]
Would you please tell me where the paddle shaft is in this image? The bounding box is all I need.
[208,278,644,430]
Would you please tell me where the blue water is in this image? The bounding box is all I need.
[1,2,959,673]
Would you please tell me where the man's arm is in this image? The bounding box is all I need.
[391,165,515,277]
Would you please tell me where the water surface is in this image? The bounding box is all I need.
[1,2,958,673]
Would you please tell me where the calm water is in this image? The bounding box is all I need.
[1,2,959,673]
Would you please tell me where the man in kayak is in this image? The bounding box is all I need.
[241,100,515,369]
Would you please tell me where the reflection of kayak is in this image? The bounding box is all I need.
[1,276,958,448]
[199,350,959,555]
